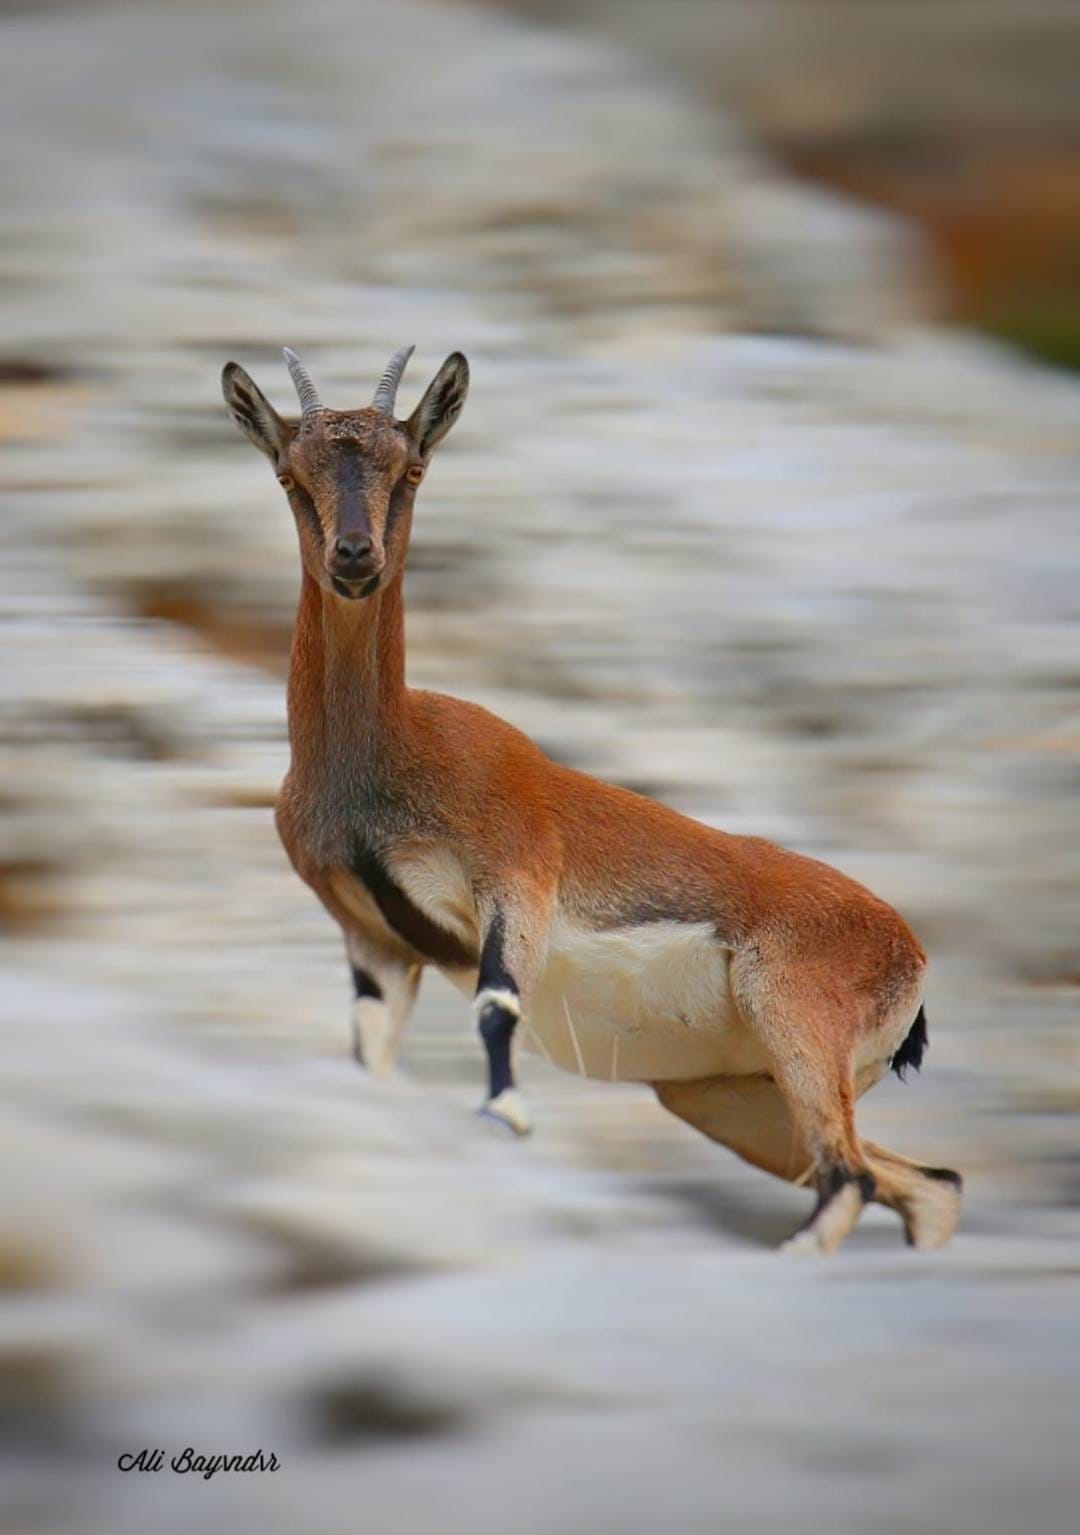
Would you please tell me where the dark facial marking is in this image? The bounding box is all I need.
[331,573,382,601]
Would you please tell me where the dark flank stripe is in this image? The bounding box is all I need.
[349,842,477,970]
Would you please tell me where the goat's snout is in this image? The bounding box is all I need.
[328,533,383,591]
[332,532,373,569]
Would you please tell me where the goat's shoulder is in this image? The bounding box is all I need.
[404,688,551,780]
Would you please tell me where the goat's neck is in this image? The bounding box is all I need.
[286,567,409,800]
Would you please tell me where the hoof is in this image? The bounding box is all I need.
[352,999,394,1078]
[779,1226,826,1257]
[902,1169,963,1250]
[780,1181,863,1256]
[351,1044,393,1078]
[478,1088,531,1137]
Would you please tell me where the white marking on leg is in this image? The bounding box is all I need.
[814,1180,864,1254]
[353,996,395,1078]
[473,987,521,1020]
[562,996,586,1077]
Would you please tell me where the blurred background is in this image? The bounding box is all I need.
[1,1,1078,1532]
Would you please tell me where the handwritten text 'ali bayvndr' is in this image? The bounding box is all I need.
[118,1448,280,1480]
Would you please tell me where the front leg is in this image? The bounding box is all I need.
[346,933,421,1078]
[474,898,551,1136]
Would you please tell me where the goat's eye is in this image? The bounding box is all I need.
[405,465,424,486]
[278,472,295,491]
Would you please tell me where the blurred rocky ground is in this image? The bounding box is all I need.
[1,2,1079,1533]
[503,0,1080,368]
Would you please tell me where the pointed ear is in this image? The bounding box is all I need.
[406,352,469,457]
[221,362,290,461]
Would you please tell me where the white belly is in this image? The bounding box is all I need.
[386,848,766,1085]
[520,916,766,1083]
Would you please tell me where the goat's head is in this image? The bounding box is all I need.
[222,346,468,601]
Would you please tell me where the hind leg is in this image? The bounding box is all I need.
[727,954,925,1251]
[345,933,422,1077]
[851,1057,963,1248]
[655,1072,962,1252]
[860,1141,963,1249]
[655,1072,871,1255]
[655,1074,814,1184]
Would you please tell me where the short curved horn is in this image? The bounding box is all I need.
[372,344,415,415]
[282,347,323,417]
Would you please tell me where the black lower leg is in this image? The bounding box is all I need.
[476,913,520,1101]
[479,1000,518,1098]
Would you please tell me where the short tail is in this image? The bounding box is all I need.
[891,1004,928,1081]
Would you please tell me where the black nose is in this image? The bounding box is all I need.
[333,533,373,568]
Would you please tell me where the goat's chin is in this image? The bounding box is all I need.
[329,573,382,601]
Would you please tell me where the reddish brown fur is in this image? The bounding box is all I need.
[222,347,962,1254]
